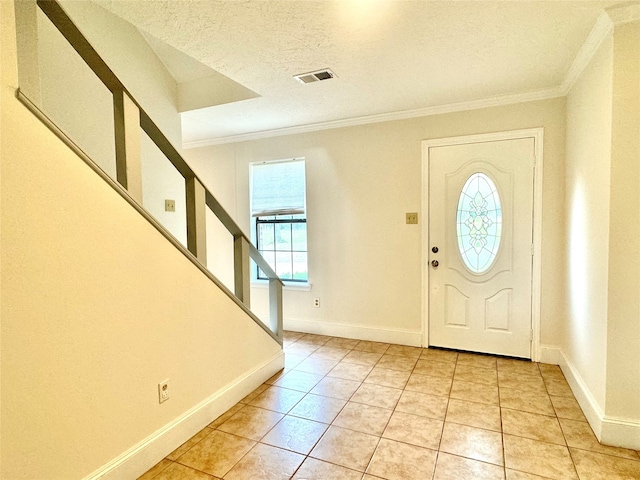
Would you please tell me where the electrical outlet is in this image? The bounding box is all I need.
[158,379,170,403]
[406,212,418,224]
[165,199,176,212]
[314,297,320,308]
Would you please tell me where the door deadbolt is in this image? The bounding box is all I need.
[431,260,439,268]
[432,246,439,253]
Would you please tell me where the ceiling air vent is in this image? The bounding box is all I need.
[294,69,337,84]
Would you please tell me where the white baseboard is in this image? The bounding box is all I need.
[84,351,285,480]
[556,350,606,440]
[538,344,563,365]
[283,317,423,347]
[532,345,640,450]
[601,415,640,450]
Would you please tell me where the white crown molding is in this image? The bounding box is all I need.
[183,86,563,148]
[182,3,639,149]
[559,11,614,95]
[606,2,640,25]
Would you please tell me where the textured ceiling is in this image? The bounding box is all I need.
[93,0,621,145]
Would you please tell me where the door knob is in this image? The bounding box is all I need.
[431,260,439,268]
[432,246,439,253]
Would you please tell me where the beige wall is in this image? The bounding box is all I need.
[564,18,640,446]
[185,97,567,346]
[606,20,640,423]
[1,3,281,478]
[564,31,613,412]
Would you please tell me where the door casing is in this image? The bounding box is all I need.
[421,128,544,361]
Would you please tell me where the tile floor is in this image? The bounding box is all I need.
[140,332,640,480]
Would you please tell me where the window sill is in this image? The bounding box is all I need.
[251,280,312,292]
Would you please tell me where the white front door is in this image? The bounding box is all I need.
[427,135,536,358]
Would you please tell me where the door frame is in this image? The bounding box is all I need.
[421,128,544,361]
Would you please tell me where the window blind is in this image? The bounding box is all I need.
[251,160,306,217]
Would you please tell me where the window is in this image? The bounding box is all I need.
[251,159,307,282]
[456,172,502,274]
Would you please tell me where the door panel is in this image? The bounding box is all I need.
[428,137,534,358]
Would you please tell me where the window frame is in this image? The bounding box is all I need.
[250,158,308,284]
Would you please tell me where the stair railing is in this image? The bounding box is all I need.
[14,0,283,343]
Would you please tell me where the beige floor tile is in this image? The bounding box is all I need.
[376,353,418,372]
[309,376,361,400]
[497,358,541,377]
[543,377,574,397]
[499,387,555,416]
[450,380,499,406]
[405,372,452,396]
[292,457,363,479]
[311,346,350,361]
[208,403,244,429]
[151,462,216,480]
[333,402,393,436]
[385,344,422,358]
[457,353,497,369]
[420,348,458,364]
[138,459,173,480]
[265,369,287,384]
[342,350,383,366]
[167,427,213,460]
[285,342,320,356]
[249,385,306,413]
[503,434,578,480]
[351,383,403,409]
[549,395,586,421]
[301,334,332,345]
[310,425,380,472]
[224,443,304,480]
[294,357,339,376]
[434,452,505,480]
[288,393,347,423]
[440,422,504,466]
[284,330,305,340]
[454,364,498,386]
[570,447,640,480]
[538,364,564,380]
[176,430,255,478]
[446,398,501,432]
[366,438,438,480]
[382,411,443,450]
[239,384,269,404]
[395,390,449,420]
[498,371,547,393]
[261,415,329,455]
[284,353,307,370]
[501,409,565,445]
[354,340,390,354]
[558,417,640,460]
[216,405,283,441]
[506,469,554,479]
[327,361,373,382]
[364,366,411,389]
[325,337,360,349]
[413,359,456,378]
[273,370,324,393]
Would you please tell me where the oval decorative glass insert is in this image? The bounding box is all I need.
[456,172,502,273]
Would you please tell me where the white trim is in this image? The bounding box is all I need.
[541,346,640,449]
[83,351,285,480]
[252,280,312,292]
[560,11,613,95]
[557,349,605,441]
[183,87,562,148]
[283,318,422,347]
[421,128,544,360]
[601,416,640,450]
